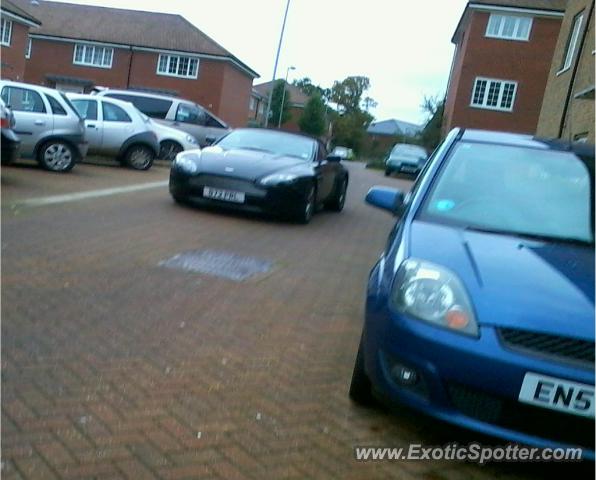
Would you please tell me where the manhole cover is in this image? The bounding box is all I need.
[160,250,273,281]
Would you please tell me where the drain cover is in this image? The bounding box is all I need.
[160,250,273,281]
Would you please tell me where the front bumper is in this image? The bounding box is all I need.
[169,168,306,217]
[386,161,420,174]
[363,300,595,459]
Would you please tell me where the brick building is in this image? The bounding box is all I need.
[443,0,567,135]
[0,0,41,81]
[536,0,595,143]
[9,0,258,127]
[252,80,309,132]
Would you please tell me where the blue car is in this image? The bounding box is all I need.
[351,128,595,459]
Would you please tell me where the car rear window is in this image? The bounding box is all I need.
[106,93,172,119]
[45,94,67,116]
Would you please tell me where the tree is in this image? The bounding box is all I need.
[419,95,445,151]
[299,94,326,137]
[330,76,372,113]
[331,109,374,154]
[293,77,331,103]
[270,80,291,126]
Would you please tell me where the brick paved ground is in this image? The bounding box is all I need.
[1,160,590,479]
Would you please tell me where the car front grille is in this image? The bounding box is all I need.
[498,328,594,368]
[190,174,263,197]
[447,383,595,450]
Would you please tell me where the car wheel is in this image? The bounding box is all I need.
[37,141,76,172]
[160,140,183,161]
[384,169,391,177]
[327,177,347,212]
[125,144,155,170]
[349,336,374,405]
[296,184,316,224]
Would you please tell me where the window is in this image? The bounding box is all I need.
[471,77,517,111]
[205,113,225,129]
[105,93,173,119]
[1,18,12,46]
[157,54,199,79]
[486,14,532,41]
[1,86,46,113]
[73,43,113,68]
[45,94,67,115]
[71,99,98,120]
[102,102,131,122]
[560,11,584,72]
[249,97,256,110]
[25,37,31,59]
[175,103,206,125]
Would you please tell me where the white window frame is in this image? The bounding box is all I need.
[1,18,12,46]
[558,11,584,74]
[156,54,199,79]
[470,77,518,112]
[72,43,113,69]
[25,36,31,58]
[485,13,533,41]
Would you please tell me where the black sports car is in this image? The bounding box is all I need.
[169,128,349,223]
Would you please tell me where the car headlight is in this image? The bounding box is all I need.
[185,135,198,145]
[259,173,299,185]
[173,152,199,174]
[390,259,479,337]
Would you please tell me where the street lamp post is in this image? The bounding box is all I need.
[278,65,295,128]
[264,0,292,128]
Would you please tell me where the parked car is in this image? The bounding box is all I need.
[351,128,595,458]
[169,128,349,224]
[94,89,230,148]
[68,94,159,170]
[138,112,199,161]
[331,146,354,160]
[0,80,87,172]
[385,143,428,176]
[1,98,20,165]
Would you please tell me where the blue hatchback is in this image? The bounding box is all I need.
[351,129,595,459]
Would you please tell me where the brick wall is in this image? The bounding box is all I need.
[1,22,29,81]
[537,0,595,143]
[23,38,254,127]
[443,10,562,135]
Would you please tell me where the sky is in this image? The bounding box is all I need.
[51,0,469,125]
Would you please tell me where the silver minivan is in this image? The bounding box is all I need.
[0,80,87,172]
[94,89,230,148]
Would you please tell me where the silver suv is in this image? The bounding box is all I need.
[0,80,87,172]
[94,89,230,148]
[68,94,159,170]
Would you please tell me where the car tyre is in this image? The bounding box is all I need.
[124,144,155,170]
[349,337,374,405]
[296,184,316,224]
[327,177,347,212]
[160,140,183,162]
[384,169,391,177]
[37,140,77,172]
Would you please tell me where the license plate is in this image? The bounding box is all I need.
[203,186,245,204]
[518,372,594,418]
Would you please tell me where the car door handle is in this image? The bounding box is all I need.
[34,120,45,126]
[87,124,97,128]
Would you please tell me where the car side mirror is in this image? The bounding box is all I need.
[326,154,342,162]
[365,186,405,216]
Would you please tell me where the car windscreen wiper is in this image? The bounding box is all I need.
[463,225,593,246]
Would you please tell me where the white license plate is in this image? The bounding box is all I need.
[518,372,594,418]
[203,186,245,204]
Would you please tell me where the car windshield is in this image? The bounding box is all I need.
[333,147,348,155]
[420,142,594,244]
[215,129,315,161]
[391,145,426,160]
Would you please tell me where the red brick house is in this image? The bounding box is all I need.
[443,0,567,135]
[0,0,41,81]
[252,80,310,132]
[11,0,258,127]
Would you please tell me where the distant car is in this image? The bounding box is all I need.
[331,146,354,160]
[68,94,159,170]
[1,98,20,165]
[94,89,230,148]
[385,143,428,176]
[0,80,87,172]
[351,128,595,459]
[169,128,349,224]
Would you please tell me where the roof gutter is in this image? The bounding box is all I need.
[0,9,41,28]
